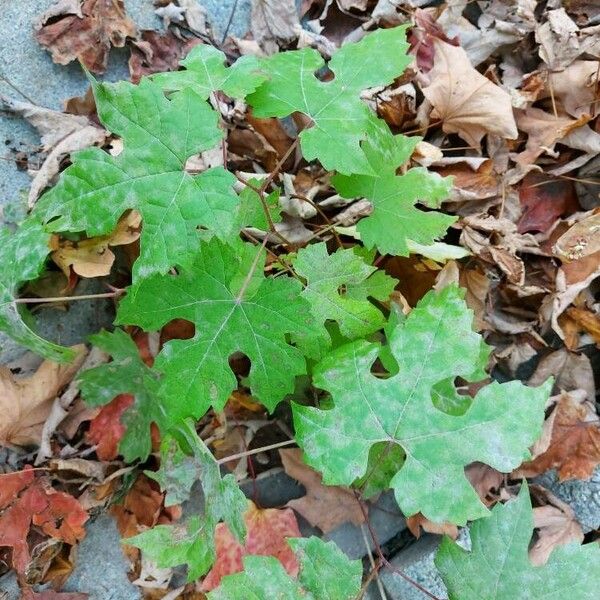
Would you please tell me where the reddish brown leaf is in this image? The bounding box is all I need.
[34,0,137,74]
[128,30,202,84]
[201,501,301,591]
[406,513,458,539]
[518,173,579,233]
[0,467,34,509]
[0,478,87,576]
[22,590,88,600]
[517,391,600,481]
[408,9,459,72]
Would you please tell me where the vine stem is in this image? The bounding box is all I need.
[15,291,122,304]
[259,137,300,194]
[353,490,442,600]
[216,439,295,464]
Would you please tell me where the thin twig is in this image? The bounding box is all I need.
[353,491,442,600]
[216,439,295,464]
[291,193,344,249]
[259,138,300,194]
[221,0,240,44]
[15,291,122,304]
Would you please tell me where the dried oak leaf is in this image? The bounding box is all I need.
[422,40,518,147]
[201,501,301,591]
[0,471,87,575]
[35,0,137,74]
[517,390,600,481]
[279,448,365,533]
[0,346,86,446]
[51,211,141,278]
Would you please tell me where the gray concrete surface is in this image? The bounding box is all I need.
[535,467,600,533]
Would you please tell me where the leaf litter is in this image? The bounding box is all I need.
[1,0,600,597]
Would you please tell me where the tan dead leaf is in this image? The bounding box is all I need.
[517,390,600,481]
[514,107,590,165]
[406,513,458,539]
[422,40,518,147]
[0,346,86,446]
[536,8,600,71]
[251,0,300,54]
[35,0,137,74]
[529,485,584,566]
[546,60,600,117]
[279,448,364,533]
[553,210,600,261]
[51,211,141,278]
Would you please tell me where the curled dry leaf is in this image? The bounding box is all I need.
[251,0,300,54]
[0,346,86,446]
[565,306,600,344]
[422,40,518,147]
[279,448,365,533]
[406,513,458,539]
[34,0,137,73]
[201,501,301,591]
[51,211,142,278]
[0,95,107,207]
[516,390,600,481]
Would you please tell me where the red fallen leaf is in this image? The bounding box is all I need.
[518,172,580,234]
[0,478,88,575]
[408,8,459,72]
[201,501,301,591]
[87,393,133,460]
[0,466,34,509]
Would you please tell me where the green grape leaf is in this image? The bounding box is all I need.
[332,119,456,256]
[436,483,600,599]
[36,77,238,280]
[152,45,266,99]
[117,238,321,414]
[293,284,551,524]
[127,421,247,581]
[79,329,165,462]
[247,26,411,175]
[208,537,362,600]
[0,217,74,362]
[294,242,396,352]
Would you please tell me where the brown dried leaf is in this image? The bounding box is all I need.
[422,40,518,147]
[51,211,141,278]
[517,390,600,481]
[566,306,600,344]
[128,30,202,84]
[34,0,137,74]
[0,347,86,446]
[553,210,600,261]
[546,60,600,117]
[279,448,364,533]
[514,108,590,166]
